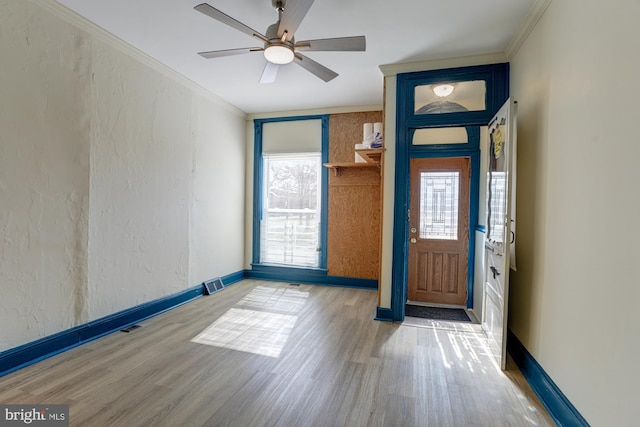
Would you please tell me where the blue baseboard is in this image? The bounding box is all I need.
[221,270,245,286]
[507,330,590,427]
[247,265,378,289]
[374,306,394,322]
[1,269,375,378]
[0,271,244,378]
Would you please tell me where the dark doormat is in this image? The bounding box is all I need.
[405,305,471,322]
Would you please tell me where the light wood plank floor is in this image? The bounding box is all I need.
[0,280,555,426]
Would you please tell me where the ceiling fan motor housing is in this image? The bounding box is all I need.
[264,22,295,63]
[272,0,286,12]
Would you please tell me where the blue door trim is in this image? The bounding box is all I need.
[390,63,509,322]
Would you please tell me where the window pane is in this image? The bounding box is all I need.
[261,153,321,267]
[419,171,459,240]
[488,172,506,243]
[414,80,486,115]
[412,127,468,145]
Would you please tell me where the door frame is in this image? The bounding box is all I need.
[398,140,481,310]
[392,133,480,322]
[390,64,509,322]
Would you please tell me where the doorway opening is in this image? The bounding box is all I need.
[405,156,477,324]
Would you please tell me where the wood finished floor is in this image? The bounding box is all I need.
[0,280,555,427]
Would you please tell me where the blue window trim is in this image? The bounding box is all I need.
[390,63,509,322]
[252,115,330,274]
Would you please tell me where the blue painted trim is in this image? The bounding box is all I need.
[221,270,245,286]
[252,120,263,265]
[508,330,590,427]
[0,284,203,377]
[252,115,330,269]
[319,116,329,269]
[247,265,377,289]
[374,307,394,322]
[401,63,510,128]
[249,264,328,280]
[0,270,247,378]
[390,75,411,322]
[468,148,481,309]
[391,63,509,321]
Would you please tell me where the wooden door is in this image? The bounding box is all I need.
[482,99,515,370]
[408,157,470,305]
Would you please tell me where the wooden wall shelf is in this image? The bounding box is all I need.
[356,148,384,164]
[323,148,385,176]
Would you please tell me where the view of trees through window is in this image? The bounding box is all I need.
[260,153,321,267]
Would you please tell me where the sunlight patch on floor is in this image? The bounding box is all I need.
[235,285,309,314]
[191,286,309,357]
[191,308,297,357]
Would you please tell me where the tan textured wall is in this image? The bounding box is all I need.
[509,0,640,425]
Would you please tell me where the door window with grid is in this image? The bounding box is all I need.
[419,171,460,240]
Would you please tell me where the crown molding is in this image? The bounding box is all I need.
[379,52,507,77]
[31,0,246,118]
[246,104,383,121]
[505,0,553,59]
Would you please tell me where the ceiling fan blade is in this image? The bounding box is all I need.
[198,47,262,59]
[295,36,366,52]
[260,61,280,84]
[194,3,268,43]
[293,53,338,82]
[277,0,315,41]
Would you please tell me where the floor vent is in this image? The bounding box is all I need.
[289,283,301,287]
[120,324,142,333]
[203,277,225,295]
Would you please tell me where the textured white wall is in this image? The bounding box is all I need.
[189,95,246,286]
[0,0,91,349]
[0,0,246,350]
[509,0,640,425]
[87,40,194,319]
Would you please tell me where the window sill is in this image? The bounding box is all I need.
[249,264,328,282]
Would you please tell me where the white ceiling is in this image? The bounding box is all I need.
[56,0,533,114]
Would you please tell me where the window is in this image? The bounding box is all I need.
[412,127,469,145]
[253,116,328,271]
[414,80,487,115]
[419,171,460,240]
[260,153,321,267]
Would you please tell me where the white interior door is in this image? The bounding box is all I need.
[482,99,516,370]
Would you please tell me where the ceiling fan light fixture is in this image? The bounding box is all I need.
[433,84,455,97]
[264,44,294,64]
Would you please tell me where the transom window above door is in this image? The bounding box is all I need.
[414,80,487,115]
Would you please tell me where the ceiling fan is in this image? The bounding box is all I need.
[194,0,366,83]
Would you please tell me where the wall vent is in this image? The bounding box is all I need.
[203,277,225,295]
